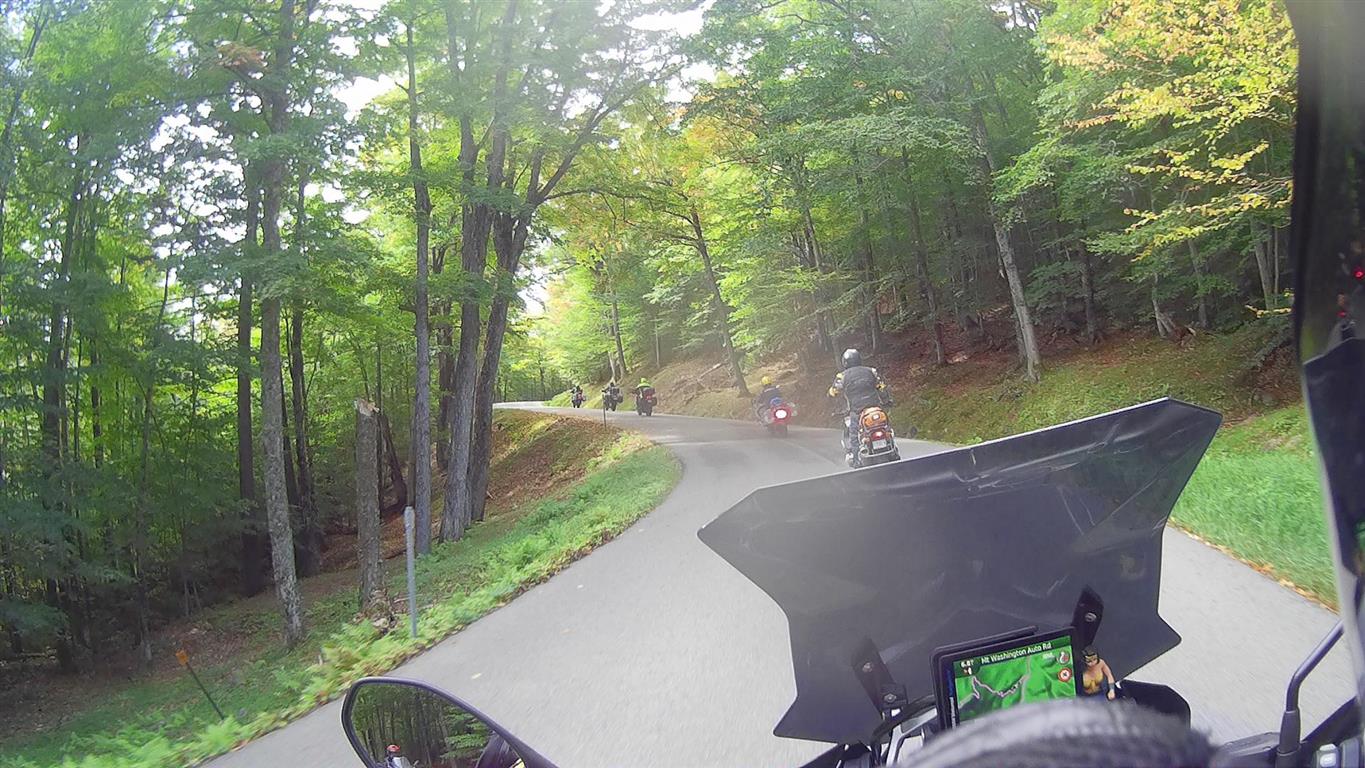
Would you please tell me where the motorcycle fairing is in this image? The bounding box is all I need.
[697,398,1220,746]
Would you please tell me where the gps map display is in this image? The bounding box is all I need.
[946,633,1078,725]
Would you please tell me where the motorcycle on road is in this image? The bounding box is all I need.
[758,397,795,437]
[841,405,900,467]
[601,387,622,412]
[635,386,657,416]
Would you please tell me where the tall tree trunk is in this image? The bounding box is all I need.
[40,152,83,673]
[440,209,485,541]
[406,20,433,556]
[652,312,662,369]
[280,376,301,516]
[435,304,453,474]
[379,411,407,512]
[261,297,303,644]
[901,152,945,365]
[376,341,399,509]
[689,205,748,394]
[610,293,628,379]
[258,0,304,647]
[854,173,883,355]
[89,335,102,467]
[288,306,320,577]
[1079,245,1098,344]
[795,166,834,356]
[973,107,1041,380]
[354,399,382,608]
[1188,240,1210,329]
[1152,277,1177,337]
[442,0,516,541]
[943,184,975,333]
[288,167,320,577]
[42,161,83,465]
[133,267,173,667]
[469,220,524,525]
[1252,223,1276,311]
[237,170,264,597]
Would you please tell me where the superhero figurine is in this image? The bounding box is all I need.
[1081,646,1116,700]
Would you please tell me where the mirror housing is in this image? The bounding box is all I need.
[341,677,556,768]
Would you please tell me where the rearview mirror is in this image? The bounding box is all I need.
[341,677,553,768]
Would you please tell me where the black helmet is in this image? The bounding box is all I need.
[1289,0,1365,713]
[841,348,862,370]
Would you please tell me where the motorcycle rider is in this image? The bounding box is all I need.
[571,385,584,407]
[383,744,412,768]
[828,348,891,464]
[754,375,784,419]
[633,379,655,414]
[633,377,654,401]
[602,380,620,408]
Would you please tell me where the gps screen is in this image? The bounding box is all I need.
[939,631,1078,727]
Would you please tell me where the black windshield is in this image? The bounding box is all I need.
[698,398,1220,746]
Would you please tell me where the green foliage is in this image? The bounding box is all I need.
[536,0,1298,389]
[1,412,680,768]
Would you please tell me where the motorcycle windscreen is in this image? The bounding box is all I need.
[697,397,1220,747]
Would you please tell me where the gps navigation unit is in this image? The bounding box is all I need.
[933,627,1081,729]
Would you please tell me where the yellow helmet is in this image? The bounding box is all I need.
[761,376,772,386]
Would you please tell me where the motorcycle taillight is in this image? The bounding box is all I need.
[869,429,886,441]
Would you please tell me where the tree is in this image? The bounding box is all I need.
[355,399,382,607]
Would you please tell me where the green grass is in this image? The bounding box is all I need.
[899,328,1291,444]
[2,412,680,768]
[1173,407,1331,603]
[884,327,1332,606]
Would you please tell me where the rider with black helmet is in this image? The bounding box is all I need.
[828,348,891,464]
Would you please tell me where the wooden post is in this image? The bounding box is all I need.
[355,399,382,609]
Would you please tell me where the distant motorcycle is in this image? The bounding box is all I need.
[635,386,657,416]
[602,387,622,412]
[842,405,900,467]
[758,397,795,437]
[571,391,586,408]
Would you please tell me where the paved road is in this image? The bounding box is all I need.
[209,405,1352,768]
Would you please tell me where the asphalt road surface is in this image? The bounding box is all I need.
[208,404,1352,768]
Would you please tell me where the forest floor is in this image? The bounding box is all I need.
[0,412,680,768]
[557,312,1330,606]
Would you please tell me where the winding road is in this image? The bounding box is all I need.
[208,405,1352,768]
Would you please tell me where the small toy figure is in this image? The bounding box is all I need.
[1081,646,1116,700]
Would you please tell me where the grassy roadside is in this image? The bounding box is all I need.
[1,411,680,768]
[892,330,1331,606]
[1172,408,1329,603]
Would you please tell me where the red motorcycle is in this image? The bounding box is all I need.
[635,387,657,416]
[759,397,795,437]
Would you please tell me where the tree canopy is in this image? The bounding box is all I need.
[0,0,1297,679]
